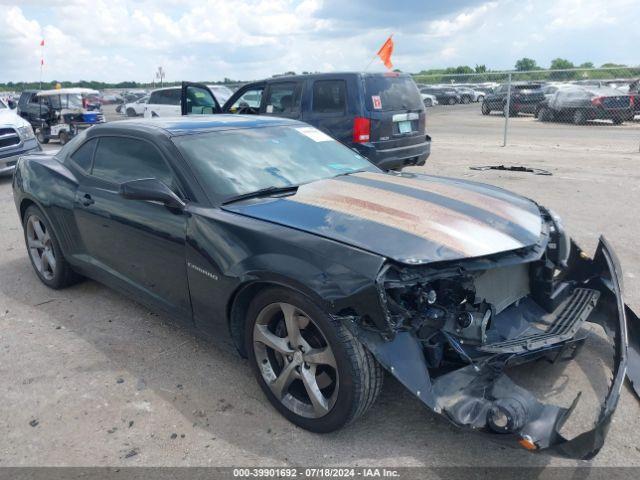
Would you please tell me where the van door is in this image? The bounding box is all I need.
[302,78,351,144]
[180,82,221,115]
[261,81,303,119]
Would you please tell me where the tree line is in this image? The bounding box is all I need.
[413,59,638,84]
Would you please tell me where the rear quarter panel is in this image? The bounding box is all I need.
[13,153,81,257]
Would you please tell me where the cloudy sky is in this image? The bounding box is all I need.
[0,0,637,83]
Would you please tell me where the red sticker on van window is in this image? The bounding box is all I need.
[372,95,382,109]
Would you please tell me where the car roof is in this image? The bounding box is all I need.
[246,71,412,84]
[89,114,302,136]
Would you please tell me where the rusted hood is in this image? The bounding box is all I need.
[223,171,543,264]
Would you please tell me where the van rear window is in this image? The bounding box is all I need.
[364,75,423,111]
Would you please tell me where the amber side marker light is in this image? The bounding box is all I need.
[518,436,538,451]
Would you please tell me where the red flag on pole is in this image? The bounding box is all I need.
[40,39,45,46]
[377,35,394,70]
[41,58,44,66]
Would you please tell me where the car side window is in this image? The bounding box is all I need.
[312,80,346,114]
[91,137,177,191]
[29,94,39,104]
[228,88,264,112]
[152,89,181,106]
[265,82,300,114]
[69,139,97,172]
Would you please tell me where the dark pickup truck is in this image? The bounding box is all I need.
[481,83,545,116]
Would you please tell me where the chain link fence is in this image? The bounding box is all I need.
[412,67,640,153]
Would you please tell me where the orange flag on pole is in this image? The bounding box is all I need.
[377,35,394,70]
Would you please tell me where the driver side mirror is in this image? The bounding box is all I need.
[119,178,185,210]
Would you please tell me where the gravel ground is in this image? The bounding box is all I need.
[0,104,639,467]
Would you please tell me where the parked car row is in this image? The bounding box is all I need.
[480,80,637,125]
[416,83,489,107]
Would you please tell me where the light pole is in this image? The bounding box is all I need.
[155,67,165,88]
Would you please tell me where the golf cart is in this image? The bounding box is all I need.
[33,88,105,145]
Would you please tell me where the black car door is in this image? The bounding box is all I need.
[72,135,191,319]
[261,81,303,119]
[180,82,221,115]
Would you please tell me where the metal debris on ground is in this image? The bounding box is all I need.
[470,165,552,175]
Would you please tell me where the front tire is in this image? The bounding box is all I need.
[481,102,491,115]
[126,108,137,117]
[23,206,81,289]
[246,287,383,433]
[58,131,69,145]
[448,97,456,105]
[36,130,49,144]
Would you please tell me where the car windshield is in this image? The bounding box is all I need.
[364,75,423,111]
[173,125,377,200]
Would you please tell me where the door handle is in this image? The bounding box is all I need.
[80,193,94,207]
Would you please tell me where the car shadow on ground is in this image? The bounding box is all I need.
[2,254,614,467]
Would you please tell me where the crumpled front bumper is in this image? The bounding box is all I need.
[347,236,639,460]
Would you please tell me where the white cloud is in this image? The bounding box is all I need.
[0,0,637,83]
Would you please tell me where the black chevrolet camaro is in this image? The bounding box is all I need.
[12,115,640,459]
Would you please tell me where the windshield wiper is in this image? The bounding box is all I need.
[221,185,299,205]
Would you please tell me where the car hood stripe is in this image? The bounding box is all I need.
[287,179,524,257]
[355,171,542,237]
[337,173,540,246]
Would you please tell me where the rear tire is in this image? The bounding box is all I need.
[126,108,137,117]
[461,96,470,104]
[481,102,491,115]
[448,97,456,105]
[572,109,587,125]
[246,287,383,433]
[477,95,484,103]
[503,103,517,117]
[23,205,81,289]
[423,99,433,107]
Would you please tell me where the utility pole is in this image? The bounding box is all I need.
[155,67,165,88]
[502,72,512,147]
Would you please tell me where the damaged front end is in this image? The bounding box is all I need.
[345,211,639,459]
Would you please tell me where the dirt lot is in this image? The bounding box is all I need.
[1,104,639,467]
